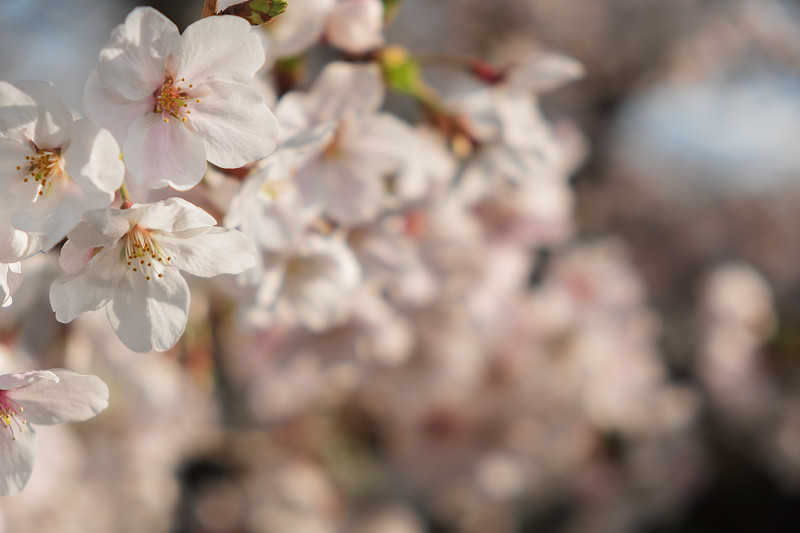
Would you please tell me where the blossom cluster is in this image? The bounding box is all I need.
[0,2,779,531]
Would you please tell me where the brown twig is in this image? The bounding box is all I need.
[201,0,218,18]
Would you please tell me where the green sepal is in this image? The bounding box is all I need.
[218,0,288,25]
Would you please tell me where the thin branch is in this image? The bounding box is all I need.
[201,0,218,18]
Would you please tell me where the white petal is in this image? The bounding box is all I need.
[62,119,125,196]
[14,81,74,149]
[11,370,108,425]
[11,178,89,251]
[0,81,39,134]
[49,245,125,323]
[134,197,216,232]
[0,191,31,263]
[96,6,178,101]
[297,159,382,225]
[158,227,256,277]
[326,0,384,54]
[509,53,584,93]
[65,208,131,250]
[268,0,334,58]
[106,267,190,352]
[174,15,265,86]
[342,113,415,173]
[255,261,286,307]
[189,83,278,168]
[1,261,22,307]
[0,371,58,390]
[58,239,95,273]
[0,134,33,190]
[307,61,383,122]
[83,70,152,145]
[123,113,207,190]
[0,426,36,496]
[275,93,317,142]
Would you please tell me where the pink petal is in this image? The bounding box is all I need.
[174,15,264,86]
[123,113,207,190]
[96,7,178,101]
[83,70,153,146]
[188,82,277,168]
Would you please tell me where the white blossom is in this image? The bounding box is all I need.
[276,61,420,226]
[0,369,108,496]
[49,198,256,352]
[0,81,124,258]
[84,7,278,190]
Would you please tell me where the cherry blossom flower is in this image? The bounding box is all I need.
[0,262,22,308]
[250,233,362,332]
[0,369,109,496]
[49,198,256,352]
[0,81,124,259]
[447,52,583,146]
[276,61,421,226]
[84,7,278,190]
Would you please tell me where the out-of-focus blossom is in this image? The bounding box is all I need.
[0,81,124,257]
[224,125,334,284]
[699,262,778,424]
[262,0,383,58]
[251,233,362,332]
[447,51,583,146]
[326,0,385,54]
[276,61,420,226]
[0,369,108,496]
[84,7,278,190]
[49,198,256,352]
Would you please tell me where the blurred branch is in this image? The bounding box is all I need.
[201,0,218,18]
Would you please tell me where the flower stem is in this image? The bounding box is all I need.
[201,0,218,18]
[118,182,133,209]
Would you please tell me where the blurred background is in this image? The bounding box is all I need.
[2,0,800,532]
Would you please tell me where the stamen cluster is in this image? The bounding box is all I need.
[124,225,171,281]
[23,149,62,196]
[154,76,196,124]
[0,391,26,441]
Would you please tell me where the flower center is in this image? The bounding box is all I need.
[0,390,26,441]
[154,76,198,124]
[22,148,62,197]
[124,225,172,281]
[259,178,290,200]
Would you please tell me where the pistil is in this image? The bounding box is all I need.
[154,76,196,123]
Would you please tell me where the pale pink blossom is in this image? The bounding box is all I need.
[50,198,256,352]
[276,62,420,225]
[0,81,124,257]
[0,369,108,496]
[85,7,278,190]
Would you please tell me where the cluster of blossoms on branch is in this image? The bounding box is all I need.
[0,3,719,530]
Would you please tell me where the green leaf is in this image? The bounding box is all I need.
[218,0,288,25]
